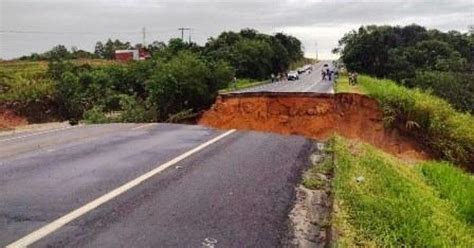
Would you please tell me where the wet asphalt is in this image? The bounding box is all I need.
[234,60,335,94]
[0,123,313,247]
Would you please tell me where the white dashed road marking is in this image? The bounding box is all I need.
[7,129,236,248]
[0,126,80,143]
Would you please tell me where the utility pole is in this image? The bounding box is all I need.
[142,27,146,47]
[178,27,191,41]
[315,41,319,61]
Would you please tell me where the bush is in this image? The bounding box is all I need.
[0,73,55,104]
[147,51,233,120]
[83,95,152,124]
[358,75,474,169]
[116,94,150,123]
[83,105,108,124]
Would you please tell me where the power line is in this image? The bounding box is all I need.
[0,28,178,36]
[0,30,139,35]
[178,27,191,41]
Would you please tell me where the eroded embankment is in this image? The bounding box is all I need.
[0,107,27,130]
[0,100,60,130]
[199,92,429,160]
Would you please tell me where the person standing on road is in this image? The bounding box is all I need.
[271,73,275,83]
[322,70,326,80]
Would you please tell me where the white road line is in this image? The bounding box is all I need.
[7,129,237,248]
[0,126,80,143]
[131,123,156,130]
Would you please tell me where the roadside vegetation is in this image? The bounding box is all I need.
[334,24,473,113]
[331,136,474,247]
[219,78,270,93]
[302,154,333,190]
[335,74,473,169]
[1,29,304,124]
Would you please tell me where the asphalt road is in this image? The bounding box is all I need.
[0,123,313,247]
[234,60,335,93]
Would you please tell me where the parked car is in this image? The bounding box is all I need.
[288,71,299,81]
[324,63,329,67]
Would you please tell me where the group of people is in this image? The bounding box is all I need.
[321,68,338,81]
[321,67,358,86]
[348,72,358,85]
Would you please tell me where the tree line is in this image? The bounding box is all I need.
[13,29,305,123]
[334,24,473,113]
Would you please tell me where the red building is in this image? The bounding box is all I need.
[115,49,150,62]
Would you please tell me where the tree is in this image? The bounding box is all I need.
[44,45,71,60]
[94,39,132,59]
[203,29,304,79]
[231,39,274,79]
[147,41,166,56]
[147,51,233,119]
[274,32,304,62]
[334,24,473,112]
[94,41,105,58]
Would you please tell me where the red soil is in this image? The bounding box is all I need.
[0,107,27,130]
[199,92,429,161]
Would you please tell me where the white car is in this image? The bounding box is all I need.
[288,71,299,81]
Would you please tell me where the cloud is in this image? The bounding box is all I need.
[1,0,472,59]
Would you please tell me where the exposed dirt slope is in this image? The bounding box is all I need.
[199,92,429,160]
[0,107,27,131]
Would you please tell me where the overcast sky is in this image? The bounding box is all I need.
[1,0,472,59]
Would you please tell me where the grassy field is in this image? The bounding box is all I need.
[0,59,115,103]
[331,136,474,247]
[0,59,114,76]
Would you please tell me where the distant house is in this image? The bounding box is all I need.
[115,49,150,62]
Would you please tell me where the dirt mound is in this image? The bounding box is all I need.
[0,107,27,130]
[199,92,429,161]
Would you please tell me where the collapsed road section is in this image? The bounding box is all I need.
[199,92,429,160]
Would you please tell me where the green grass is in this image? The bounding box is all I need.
[302,156,333,190]
[334,74,364,94]
[219,78,270,93]
[338,75,473,169]
[419,161,474,225]
[332,136,474,247]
